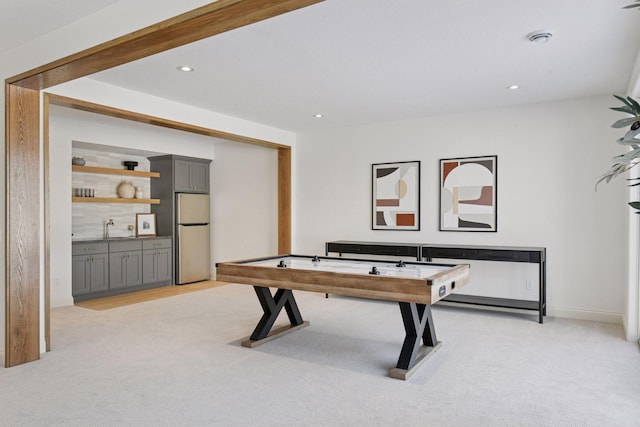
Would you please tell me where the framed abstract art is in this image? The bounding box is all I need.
[440,155,497,232]
[372,161,420,230]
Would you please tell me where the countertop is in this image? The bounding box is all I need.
[72,235,172,243]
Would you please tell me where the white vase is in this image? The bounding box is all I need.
[117,181,135,198]
[135,187,143,199]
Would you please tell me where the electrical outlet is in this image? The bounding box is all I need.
[525,280,533,291]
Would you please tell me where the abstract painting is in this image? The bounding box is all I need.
[372,161,420,230]
[440,155,497,232]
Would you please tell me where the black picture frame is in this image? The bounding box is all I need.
[439,155,497,232]
[372,160,420,231]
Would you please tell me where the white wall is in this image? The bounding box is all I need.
[212,141,278,267]
[295,95,628,324]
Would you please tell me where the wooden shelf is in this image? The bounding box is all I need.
[72,197,160,205]
[72,165,160,178]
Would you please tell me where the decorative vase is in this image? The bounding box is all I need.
[135,187,143,199]
[71,157,86,166]
[117,181,135,198]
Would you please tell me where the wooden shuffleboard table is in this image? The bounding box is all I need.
[216,254,470,380]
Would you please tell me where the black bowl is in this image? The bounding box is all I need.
[123,161,138,170]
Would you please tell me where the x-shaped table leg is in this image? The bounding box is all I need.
[242,286,309,347]
[390,302,441,379]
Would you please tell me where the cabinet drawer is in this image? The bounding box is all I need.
[473,250,532,262]
[363,244,417,257]
[425,248,478,259]
[109,240,143,253]
[72,242,108,255]
[143,238,172,250]
[328,243,417,257]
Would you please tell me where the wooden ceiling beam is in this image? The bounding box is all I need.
[7,0,324,90]
[48,93,288,149]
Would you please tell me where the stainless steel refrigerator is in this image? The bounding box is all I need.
[176,193,211,284]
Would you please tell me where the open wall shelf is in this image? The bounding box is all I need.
[72,164,161,204]
[72,197,160,204]
[72,165,160,178]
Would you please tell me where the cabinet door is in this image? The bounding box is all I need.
[142,250,158,284]
[156,248,172,282]
[110,251,143,288]
[90,253,109,292]
[109,253,127,289]
[72,255,91,295]
[189,161,209,193]
[126,251,143,287]
[174,159,192,192]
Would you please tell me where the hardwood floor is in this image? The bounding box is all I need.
[75,281,228,310]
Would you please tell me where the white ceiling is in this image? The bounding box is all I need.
[0,0,119,54]
[5,1,640,132]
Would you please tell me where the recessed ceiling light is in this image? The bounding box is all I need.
[313,114,324,118]
[507,85,520,90]
[177,65,194,72]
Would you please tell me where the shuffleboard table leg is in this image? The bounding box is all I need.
[242,286,309,348]
[389,302,442,381]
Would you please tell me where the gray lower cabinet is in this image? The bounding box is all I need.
[142,238,172,284]
[109,240,143,289]
[72,243,109,296]
[72,237,172,301]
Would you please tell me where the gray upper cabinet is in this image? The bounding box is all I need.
[152,155,211,194]
[175,158,209,193]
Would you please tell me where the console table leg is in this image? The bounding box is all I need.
[539,261,545,323]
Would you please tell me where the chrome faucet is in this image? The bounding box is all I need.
[104,219,114,239]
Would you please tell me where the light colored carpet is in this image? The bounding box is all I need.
[2,284,639,426]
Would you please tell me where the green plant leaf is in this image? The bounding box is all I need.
[612,117,638,128]
[628,97,640,113]
[617,137,640,147]
[629,201,640,210]
[611,106,635,114]
[614,94,631,105]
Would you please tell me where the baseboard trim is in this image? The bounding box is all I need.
[51,296,75,308]
[550,306,622,324]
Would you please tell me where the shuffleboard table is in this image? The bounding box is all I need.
[216,254,469,380]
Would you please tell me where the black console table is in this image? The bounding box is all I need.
[325,240,546,323]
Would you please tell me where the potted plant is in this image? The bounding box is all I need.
[598,95,640,212]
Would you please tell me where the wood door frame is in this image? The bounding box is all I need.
[5,0,316,367]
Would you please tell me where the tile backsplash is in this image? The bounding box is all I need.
[72,148,154,239]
